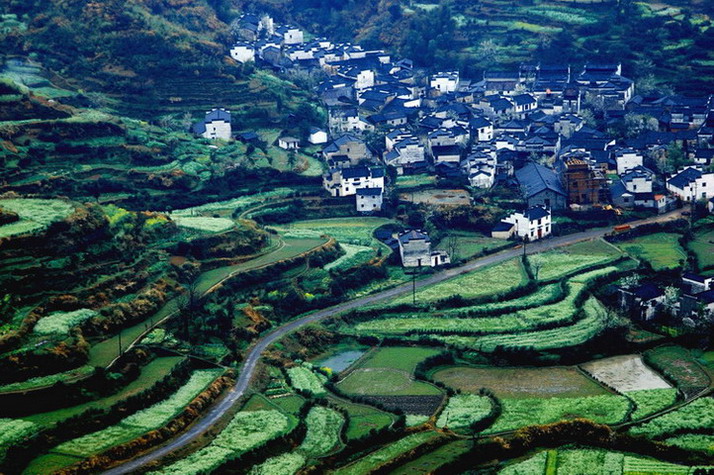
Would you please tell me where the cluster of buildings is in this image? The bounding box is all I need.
[619,272,714,322]
[224,14,714,228]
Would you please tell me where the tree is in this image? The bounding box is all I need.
[443,234,461,262]
[477,39,499,66]
[176,279,201,343]
[619,274,641,290]
[528,254,545,281]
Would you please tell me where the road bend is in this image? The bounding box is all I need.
[104,210,682,474]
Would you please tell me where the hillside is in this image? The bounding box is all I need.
[242,0,714,95]
[1,0,233,106]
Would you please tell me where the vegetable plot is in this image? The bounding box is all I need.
[299,406,344,456]
[151,410,292,475]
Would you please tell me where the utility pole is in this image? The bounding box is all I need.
[118,329,123,357]
[413,258,422,305]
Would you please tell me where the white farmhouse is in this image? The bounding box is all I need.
[229,42,255,63]
[430,71,459,94]
[470,116,494,142]
[667,166,714,201]
[496,206,552,241]
[356,187,383,212]
[308,128,328,145]
[322,166,385,197]
[277,25,303,45]
[615,148,644,175]
[193,108,231,141]
[278,136,300,150]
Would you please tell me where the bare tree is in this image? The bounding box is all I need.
[444,234,461,262]
[528,254,545,281]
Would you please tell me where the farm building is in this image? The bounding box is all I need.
[193,108,232,141]
[617,283,665,320]
[229,42,255,63]
[667,166,714,201]
[308,127,328,145]
[515,162,567,210]
[355,187,383,212]
[322,166,385,197]
[398,230,431,267]
[497,206,552,241]
[278,136,300,150]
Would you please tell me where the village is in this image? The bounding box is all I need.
[5,2,714,473]
[186,12,714,325]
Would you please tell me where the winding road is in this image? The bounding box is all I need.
[104,210,683,474]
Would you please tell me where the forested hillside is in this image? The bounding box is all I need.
[2,0,233,92]
[237,0,714,95]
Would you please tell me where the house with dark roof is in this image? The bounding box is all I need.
[512,94,538,116]
[193,108,232,141]
[308,127,328,145]
[356,187,383,212]
[494,206,552,241]
[617,282,665,320]
[322,134,370,164]
[514,162,567,210]
[398,230,431,267]
[431,145,462,164]
[322,166,384,197]
[666,166,714,201]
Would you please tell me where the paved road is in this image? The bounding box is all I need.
[105,210,682,474]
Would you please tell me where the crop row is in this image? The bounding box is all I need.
[249,452,306,475]
[0,198,75,238]
[664,434,714,453]
[350,281,586,336]
[626,388,679,420]
[171,188,296,216]
[299,406,344,457]
[432,297,607,352]
[0,418,38,461]
[55,369,223,457]
[0,365,95,393]
[629,397,714,439]
[287,365,328,396]
[33,309,98,336]
[391,258,527,305]
[484,393,632,434]
[334,431,439,475]
[150,409,292,475]
[324,244,375,272]
[436,394,492,432]
[171,216,235,233]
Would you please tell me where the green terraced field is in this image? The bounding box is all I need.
[617,233,687,270]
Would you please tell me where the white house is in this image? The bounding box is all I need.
[500,206,552,241]
[278,136,300,150]
[193,108,231,141]
[308,128,328,145]
[356,187,383,212]
[470,116,494,142]
[277,25,303,45]
[230,43,255,63]
[512,94,538,116]
[323,166,385,197]
[615,148,644,175]
[667,166,714,201]
[398,230,431,267]
[430,71,459,94]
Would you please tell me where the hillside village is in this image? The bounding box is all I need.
[203,12,714,237]
[5,2,714,474]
